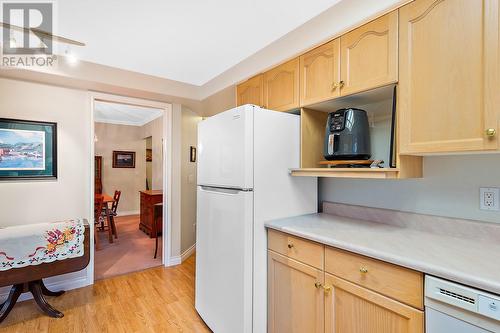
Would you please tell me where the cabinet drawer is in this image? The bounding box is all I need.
[325,247,423,309]
[268,230,324,269]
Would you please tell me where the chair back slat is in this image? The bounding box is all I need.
[111,190,121,214]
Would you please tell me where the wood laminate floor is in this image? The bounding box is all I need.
[0,255,211,333]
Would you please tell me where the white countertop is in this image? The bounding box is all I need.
[266,213,500,295]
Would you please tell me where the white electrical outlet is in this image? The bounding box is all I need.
[480,187,500,211]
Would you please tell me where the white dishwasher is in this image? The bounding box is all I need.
[425,276,500,333]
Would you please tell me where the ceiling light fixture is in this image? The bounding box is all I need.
[65,46,78,65]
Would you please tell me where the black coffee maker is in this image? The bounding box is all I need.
[323,108,371,160]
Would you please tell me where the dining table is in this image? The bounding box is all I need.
[94,193,117,243]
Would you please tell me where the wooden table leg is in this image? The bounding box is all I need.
[0,283,23,323]
[40,279,65,297]
[28,280,64,318]
[105,204,113,243]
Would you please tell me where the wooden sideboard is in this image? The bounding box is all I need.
[139,190,163,237]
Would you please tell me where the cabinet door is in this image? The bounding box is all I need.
[325,273,423,333]
[236,74,264,107]
[264,58,300,112]
[399,0,499,153]
[268,251,324,333]
[300,39,341,106]
[340,11,398,96]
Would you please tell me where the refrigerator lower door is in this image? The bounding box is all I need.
[195,186,253,333]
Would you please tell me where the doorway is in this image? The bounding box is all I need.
[89,93,172,283]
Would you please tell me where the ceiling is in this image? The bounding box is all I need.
[94,101,163,126]
[57,0,342,86]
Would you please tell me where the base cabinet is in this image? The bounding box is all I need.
[268,251,324,333]
[267,231,424,333]
[325,273,424,333]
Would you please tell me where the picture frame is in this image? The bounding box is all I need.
[112,151,136,168]
[190,146,196,163]
[0,118,57,180]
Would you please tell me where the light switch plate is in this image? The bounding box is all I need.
[480,187,500,211]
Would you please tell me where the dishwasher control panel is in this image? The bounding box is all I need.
[479,295,500,321]
[426,276,500,322]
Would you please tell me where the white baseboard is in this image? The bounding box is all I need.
[181,243,196,262]
[167,256,181,266]
[117,210,140,217]
[0,274,91,303]
[166,244,196,267]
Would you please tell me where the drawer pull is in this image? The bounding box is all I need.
[314,282,323,289]
[287,243,294,249]
[359,267,369,274]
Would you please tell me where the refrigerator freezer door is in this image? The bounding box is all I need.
[197,105,254,189]
[195,186,253,333]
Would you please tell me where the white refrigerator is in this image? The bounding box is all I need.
[195,104,317,333]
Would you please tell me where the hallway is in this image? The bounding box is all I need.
[94,215,162,280]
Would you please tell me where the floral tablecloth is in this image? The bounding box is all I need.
[0,219,85,271]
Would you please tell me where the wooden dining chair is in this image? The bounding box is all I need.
[111,190,121,216]
[152,203,163,259]
[108,190,121,239]
[94,196,104,250]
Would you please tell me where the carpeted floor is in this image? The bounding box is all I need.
[94,215,162,280]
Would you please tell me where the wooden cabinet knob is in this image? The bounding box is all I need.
[314,282,322,289]
[359,267,368,274]
[287,243,294,249]
[323,285,332,294]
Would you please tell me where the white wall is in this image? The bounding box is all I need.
[180,107,202,253]
[0,77,91,296]
[319,154,500,224]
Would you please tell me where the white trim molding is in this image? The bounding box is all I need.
[181,244,196,262]
[116,210,140,217]
[0,274,90,303]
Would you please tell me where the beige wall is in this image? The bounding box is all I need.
[0,77,91,294]
[180,106,202,253]
[141,116,164,190]
[94,122,146,214]
[200,85,236,117]
[0,78,90,226]
[146,137,153,189]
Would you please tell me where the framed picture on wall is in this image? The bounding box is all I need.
[190,146,196,162]
[0,118,57,180]
[113,151,136,168]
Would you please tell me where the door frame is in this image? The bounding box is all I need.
[88,92,174,285]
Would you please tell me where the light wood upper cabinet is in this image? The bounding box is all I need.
[399,0,499,154]
[325,273,424,333]
[264,58,300,112]
[340,11,398,96]
[300,39,341,106]
[268,251,324,333]
[236,74,264,107]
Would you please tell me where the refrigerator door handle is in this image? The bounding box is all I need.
[199,185,253,194]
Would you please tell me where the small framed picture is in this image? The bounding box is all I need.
[190,146,196,162]
[113,151,136,168]
[0,118,57,180]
